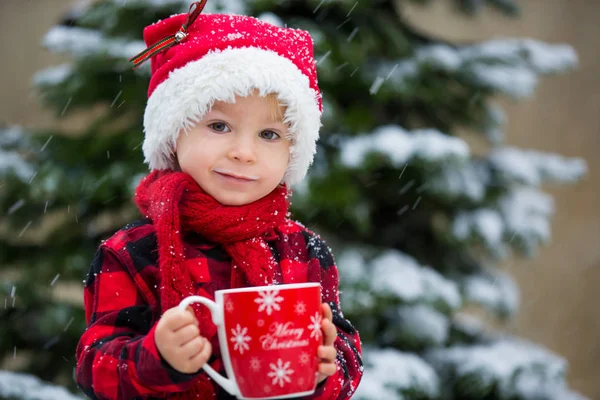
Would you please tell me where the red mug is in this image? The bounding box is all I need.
[178,282,322,399]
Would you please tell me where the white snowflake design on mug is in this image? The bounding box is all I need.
[308,312,322,339]
[267,358,294,387]
[230,324,251,354]
[254,289,284,315]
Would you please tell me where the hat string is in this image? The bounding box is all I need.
[129,0,208,69]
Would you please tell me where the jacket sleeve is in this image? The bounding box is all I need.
[75,245,202,399]
[304,233,364,400]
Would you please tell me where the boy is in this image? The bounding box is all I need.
[75,2,363,399]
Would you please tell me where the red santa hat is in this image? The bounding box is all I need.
[131,1,322,186]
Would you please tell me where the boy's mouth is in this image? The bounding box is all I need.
[213,169,259,182]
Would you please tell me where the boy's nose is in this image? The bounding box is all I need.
[227,136,257,163]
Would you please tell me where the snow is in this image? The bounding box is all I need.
[340,125,469,168]
[257,12,284,27]
[393,305,449,345]
[490,147,587,185]
[0,128,34,181]
[452,312,487,338]
[113,0,189,6]
[0,124,28,147]
[200,0,247,14]
[353,347,440,400]
[459,38,578,74]
[337,249,367,285]
[499,187,554,254]
[0,370,83,400]
[111,0,248,13]
[43,26,146,60]
[462,271,520,317]
[453,209,505,254]
[337,249,461,313]
[382,38,577,99]
[0,149,34,182]
[450,184,564,258]
[483,103,506,144]
[429,161,489,202]
[370,250,462,311]
[33,64,73,86]
[470,63,538,98]
[416,44,462,71]
[426,339,588,400]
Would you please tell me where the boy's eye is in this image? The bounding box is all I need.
[209,122,229,132]
[260,130,280,140]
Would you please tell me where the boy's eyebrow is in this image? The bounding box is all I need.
[207,103,226,113]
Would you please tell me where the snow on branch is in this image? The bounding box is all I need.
[0,370,83,400]
[451,186,555,258]
[427,147,585,208]
[110,0,247,14]
[459,38,578,74]
[426,339,588,400]
[428,160,490,202]
[489,147,587,186]
[452,208,507,257]
[499,187,554,255]
[461,270,520,317]
[0,125,34,182]
[42,26,145,60]
[385,304,451,346]
[382,38,577,99]
[353,347,440,400]
[338,249,462,313]
[339,125,469,168]
[33,64,74,87]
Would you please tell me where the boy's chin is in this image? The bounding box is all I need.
[210,189,263,206]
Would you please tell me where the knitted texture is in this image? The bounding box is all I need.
[134,170,292,398]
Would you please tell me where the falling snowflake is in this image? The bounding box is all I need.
[254,289,284,315]
[257,319,265,327]
[309,312,322,339]
[268,358,294,387]
[230,324,251,354]
[225,299,235,313]
[299,351,311,366]
[250,357,262,372]
[294,301,307,315]
[263,385,272,394]
[298,377,305,386]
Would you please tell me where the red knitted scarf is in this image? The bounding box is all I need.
[134,170,291,399]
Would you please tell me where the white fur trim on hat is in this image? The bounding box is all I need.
[142,46,322,186]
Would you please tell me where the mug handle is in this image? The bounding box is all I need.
[178,296,239,397]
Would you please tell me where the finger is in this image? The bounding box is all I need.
[189,338,212,367]
[171,308,198,332]
[317,345,337,361]
[318,362,337,377]
[321,303,333,321]
[174,324,200,346]
[183,307,199,326]
[180,335,205,357]
[322,318,337,346]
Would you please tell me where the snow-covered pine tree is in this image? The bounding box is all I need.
[0,0,587,398]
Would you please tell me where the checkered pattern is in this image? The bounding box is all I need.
[75,220,363,399]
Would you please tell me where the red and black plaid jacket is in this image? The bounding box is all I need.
[75,219,363,399]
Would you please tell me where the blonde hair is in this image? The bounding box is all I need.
[265,92,286,122]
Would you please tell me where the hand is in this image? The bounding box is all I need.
[316,303,337,384]
[155,306,212,374]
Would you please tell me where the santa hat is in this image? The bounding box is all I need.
[131,1,322,186]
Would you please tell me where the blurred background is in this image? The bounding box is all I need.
[0,0,598,399]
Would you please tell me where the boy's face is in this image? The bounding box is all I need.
[176,92,291,206]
